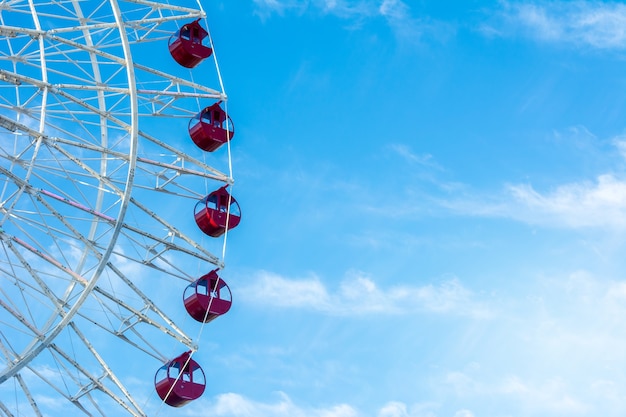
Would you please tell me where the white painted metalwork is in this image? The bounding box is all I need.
[0,1,231,415]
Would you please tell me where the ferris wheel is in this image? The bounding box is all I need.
[0,1,239,416]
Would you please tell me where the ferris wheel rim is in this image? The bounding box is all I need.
[0,1,234,414]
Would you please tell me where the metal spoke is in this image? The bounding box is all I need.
[1,1,233,415]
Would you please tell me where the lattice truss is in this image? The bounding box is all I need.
[0,1,230,415]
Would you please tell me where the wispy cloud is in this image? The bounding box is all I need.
[252,0,377,20]
[613,135,626,160]
[484,1,626,49]
[437,269,626,415]
[379,0,454,44]
[252,0,308,18]
[499,376,589,414]
[424,133,626,230]
[378,0,407,20]
[184,392,358,417]
[377,401,473,417]
[251,0,453,44]
[437,171,626,230]
[377,402,410,417]
[318,0,376,19]
[238,270,491,318]
[504,174,626,228]
[453,411,475,417]
[183,392,473,417]
[386,143,463,194]
[379,0,412,36]
[390,144,441,170]
[442,370,589,414]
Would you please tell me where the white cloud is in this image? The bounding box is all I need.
[504,174,626,229]
[252,0,372,19]
[487,1,626,49]
[252,0,307,18]
[251,0,452,43]
[183,392,358,417]
[439,371,589,414]
[378,0,454,44]
[318,0,375,19]
[184,395,451,417]
[437,269,626,415]
[377,401,440,417]
[378,402,410,417]
[500,376,589,414]
[382,129,626,231]
[208,270,626,417]
[613,136,626,160]
[433,132,626,230]
[379,0,409,21]
[252,0,295,12]
[390,144,440,169]
[238,270,490,318]
[243,271,332,309]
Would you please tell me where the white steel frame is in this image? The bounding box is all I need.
[0,1,231,415]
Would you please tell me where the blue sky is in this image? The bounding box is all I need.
[4,0,626,416]
[191,1,626,417]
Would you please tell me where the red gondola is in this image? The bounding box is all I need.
[154,351,206,407]
[184,270,232,323]
[194,186,241,237]
[189,103,234,152]
[168,19,212,68]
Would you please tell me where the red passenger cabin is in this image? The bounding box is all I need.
[168,19,212,68]
[155,351,206,407]
[189,103,234,152]
[194,186,241,237]
[184,270,232,323]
